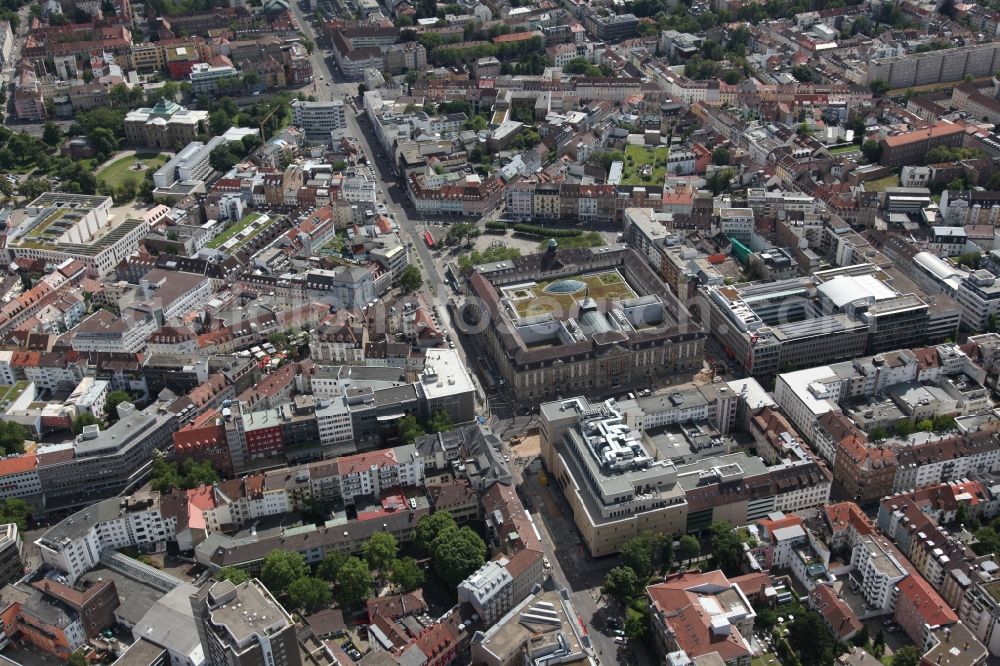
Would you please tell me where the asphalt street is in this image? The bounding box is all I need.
[287,8,645,657]
[519,467,659,665]
[289,3,500,411]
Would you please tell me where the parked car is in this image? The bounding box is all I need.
[542,556,550,568]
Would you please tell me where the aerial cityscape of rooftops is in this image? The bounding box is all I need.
[6,0,1000,665]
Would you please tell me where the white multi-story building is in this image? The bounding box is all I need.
[137,269,212,322]
[956,270,1000,331]
[316,401,354,456]
[457,559,515,626]
[370,242,408,280]
[67,377,109,418]
[746,188,818,217]
[70,308,156,354]
[774,367,843,459]
[22,361,83,391]
[850,535,908,613]
[718,207,755,242]
[892,435,1000,492]
[340,169,377,203]
[37,494,174,583]
[623,207,670,269]
[188,63,239,96]
[334,444,424,503]
[961,578,1000,656]
[411,112,466,136]
[291,99,347,143]
[153,137,224,189]
[0,453,42,503]
[665,150,696,176]
[7,193,147,277]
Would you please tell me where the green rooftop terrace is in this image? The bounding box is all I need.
[206,212,266,250]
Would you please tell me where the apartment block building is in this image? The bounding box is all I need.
[334,445,424,504]
[384,42,427,74]
[456,560,514,626]
[188,63,240,96]
[191,579,301,666]
[291,99,348,143]
[850,535,908,612]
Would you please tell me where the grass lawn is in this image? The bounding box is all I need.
[622,143,670,186]
[0,381,30,405]
[865,174,900,192]
[97,152,168,188]
[207,212,263,249]
[504,269,638,318]
[829,144,860,154]
[752,653,780,666]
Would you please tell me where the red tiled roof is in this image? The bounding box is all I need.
[897,575,957,628]
[883,123,965,148]
[0,453,36,477]
[337,449,398,476]
[809,584,862,640]
[647,571,752,663]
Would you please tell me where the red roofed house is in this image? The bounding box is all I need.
[173,417,233,476]
[491,30,541,45]
[808,584,862,641]
[880,123,966,168]
[413,621,460,666]
[894,573,958,646]
[821,501,875,553]
[750,513,808,570]
[647,570,756,666]
[335,446,424,504]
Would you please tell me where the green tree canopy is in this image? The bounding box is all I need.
[150,455,219,492]
[42,122,61,147]
[363,532,399,574]
[0,421,26,457]
[397,264,422,293]
[457,246,521,270]
[105,390,133,423]
[677,535,701,562]
[431,524,487,588]
[710,521,749,576]
[861,139,882,164]
[209,144,239,173]
[427,410,454,434]
[620,532,671,578]
[892,645,921,666]
[0,498,30,531]
[625,601,648,639]
[416,511,457,555]
[601,565,642,604]
[317,550,349,582]
[216,567,249,585]
[209,109,232,136]
[287,576,332,613]
[336,556,373,607]
[397,415,425,445]
[788,611,837,666]
[261,550,308,597]
[391,557,425,593]
[872,629,886,658]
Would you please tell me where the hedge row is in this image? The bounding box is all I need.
[512,224,582,238]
